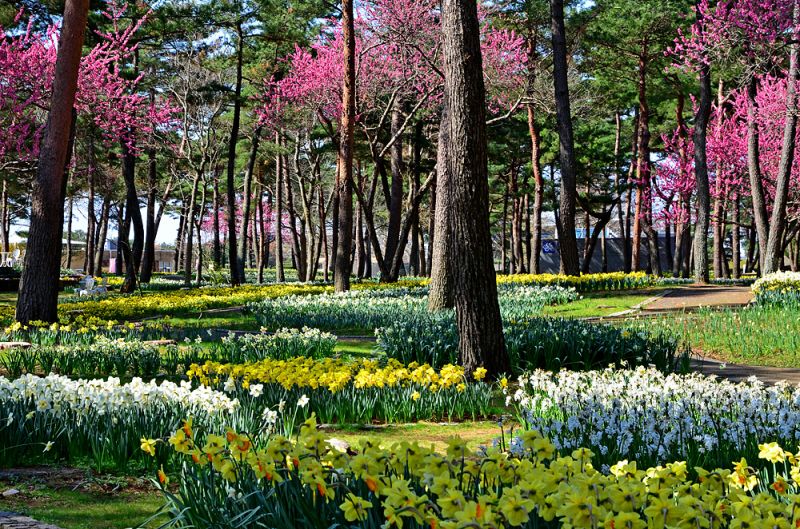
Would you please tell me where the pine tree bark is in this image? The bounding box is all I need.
[335,0,356,292]
[441,0,509,377]
[550,0,580,276]
[17,0,87,323]
[692,59,713,283]
[428,108,454,310]
[225,21,245,286]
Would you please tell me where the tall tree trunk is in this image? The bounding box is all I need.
[236,127,262,283]
[274,131,285,282]
[501,188,508,273]
[64,177,73,269]
[410,120,423,276]
[285,143,306,280]
[692,54,713,282]
[140,91,159,283]
[746,74,770,273]
[732,196,741,278]
[184,172,202,286]
[764,1,800,274]
[94,198,110,274]
[175,201,186,273]
[550,0,580,276]
[712,79,726,279]
[632,50,653,273]
[17,0,87,323]
[212,172,221,266]
[86,141,96,275]
[385,98,405,273]
[428,110,454,309]
[528,105,544,274]
[613,111,627,270]
[117,203,129,277]
[120,141,143,293]
[225,21,245,286]
[441,0,508,377]
[335,0,356,293]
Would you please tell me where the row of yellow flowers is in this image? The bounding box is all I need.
[150,415,800,529]
[187,357,489,394]
[187,358,496,424]
[497,271,654,292]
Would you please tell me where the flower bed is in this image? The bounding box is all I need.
[511,366,800,468]
[248,284,577,333]
[187,357,495,424]
[497,271,655,292]
[378,317,685,373]
[0,374,238,470]
[753,271,800,305]
[151,414,800,529]
[0,328,339,379]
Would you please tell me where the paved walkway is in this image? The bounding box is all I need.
[0,513,61,529]
[643,285,754,311]
[691,355,800,385]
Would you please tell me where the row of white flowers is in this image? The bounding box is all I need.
[510,366,800,468]
[248,284,578,331]
[0,374,238,469]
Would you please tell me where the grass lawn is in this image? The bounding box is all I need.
[0,479,166,529]
[335,338,377,356]
[540,288,668,318]
[657,305,800,368]
[322,420,506,452]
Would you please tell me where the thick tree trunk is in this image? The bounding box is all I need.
[335,0,356,293]
[236,127,262,283]
[692,59,713,282]
[550,0,580,276]
[764,2,800,274]
[441,0,508,377]
[16,0,87,323]
[225,22,245,286]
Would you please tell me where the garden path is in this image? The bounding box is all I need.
[643,285,753,311]
[690,355,800,385]
[0,512,61,529]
